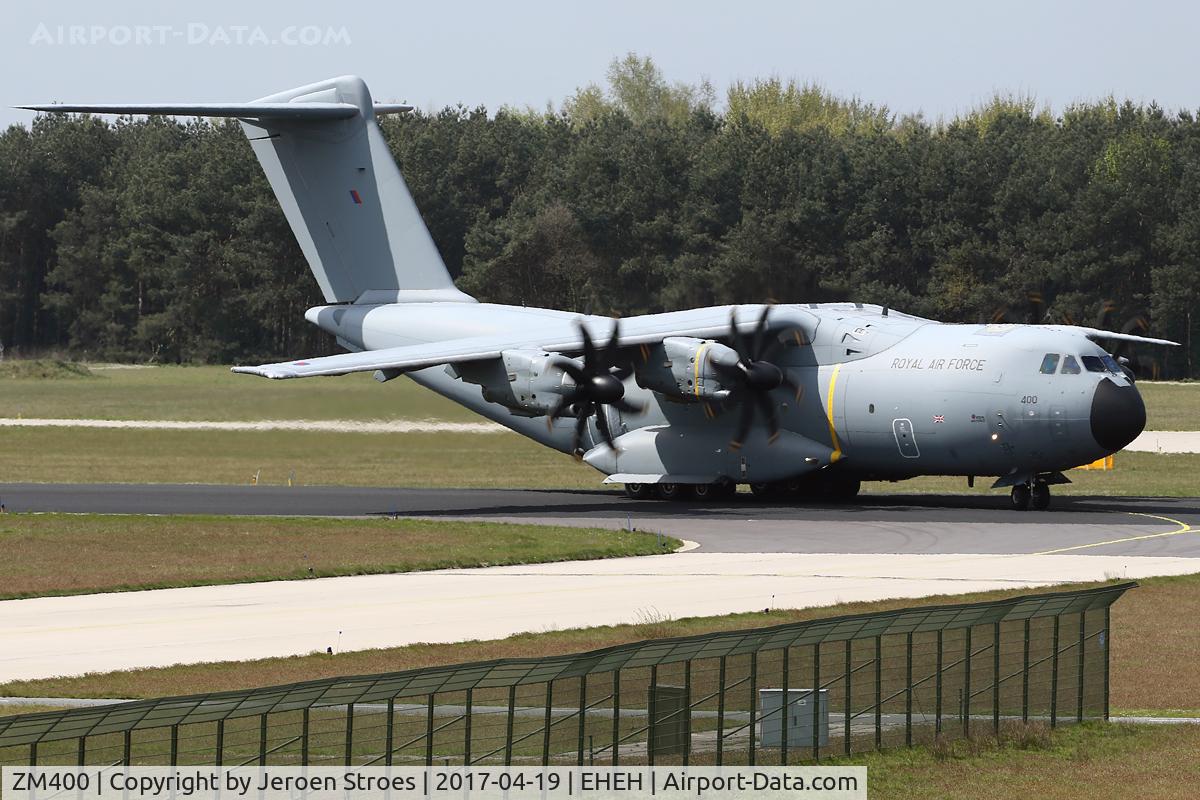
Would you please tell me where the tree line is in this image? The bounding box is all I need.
[0,55,1196,376]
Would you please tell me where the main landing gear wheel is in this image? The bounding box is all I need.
[1011,484,1031,511]
[656,483,686,501]
[1031,481,1051,510]
[623,483,653,500]
[692,479,738,501]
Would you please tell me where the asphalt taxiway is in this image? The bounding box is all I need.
[3,483,1200,558]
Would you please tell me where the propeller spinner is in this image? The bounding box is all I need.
[710,306,805,449]
[548,320,644,453]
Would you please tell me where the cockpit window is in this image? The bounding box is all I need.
[1039,353,1060,374]
[1081,355,1107,373]
[1101,354,1123,374]
[1061,355,1082,374]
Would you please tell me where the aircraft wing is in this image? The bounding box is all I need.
[1053,326,1180,347]
[233,315,778,379]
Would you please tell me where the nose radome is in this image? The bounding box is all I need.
[1090,377,1146,452]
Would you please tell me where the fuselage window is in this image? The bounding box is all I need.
[1061,355,1082,375]
[1039,353,1060,374]
[1081,355,1107,373]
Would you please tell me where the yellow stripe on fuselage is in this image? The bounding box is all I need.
[693,342,710,398]
[825,363,843,463]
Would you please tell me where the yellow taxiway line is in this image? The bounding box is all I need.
[1033,512,1196,556]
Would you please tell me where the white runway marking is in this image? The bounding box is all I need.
[0,551,1195,682]
[3,418,1198,450]
[1129,430,1200,453]
[0,418,507,434]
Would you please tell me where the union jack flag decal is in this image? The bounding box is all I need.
[932,414,945,423]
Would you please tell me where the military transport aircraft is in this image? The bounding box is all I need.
[22,76,1178,510]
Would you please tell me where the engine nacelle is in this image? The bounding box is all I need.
[636,337,740,402]
[450,349,573,417]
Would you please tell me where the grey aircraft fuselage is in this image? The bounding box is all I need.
[310,298,1140,487]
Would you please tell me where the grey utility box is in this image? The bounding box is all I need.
[759,688,829,748]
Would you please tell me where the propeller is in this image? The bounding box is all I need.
[711,305,805,449]
[548,320,644,453]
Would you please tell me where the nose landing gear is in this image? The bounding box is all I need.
[1011,480,1052,511]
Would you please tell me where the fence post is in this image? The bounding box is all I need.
[748,652,758,766]
[684,660,692,766]
[79,735,87,767]
[1077,613,1086,723]
[1103,607,1111,721]
[612,672,621,766]
[425,695,435,766]
[260,713,269,766]
[993,622,1001,735]
[874,636,882,750]
[648,665,658,768]
[717,656,726,766]
[463,690,473,766]
[780,646,790,765]
[170,726,178,767]
[935,630,943,737]
[345,703,355,766]
[385,698,395,767]
[215,720,224,766]
[1022,618,1031,724]
[1051,616,1060,729]
[504,685,516,766]
[29,742,36,767]
[963,627,972,738]
[905,633,913,747]
[812,643,821,762]
[844,640,852,756]
[302,708,310,766]
[577,676,587,766]
[542,682,553,766]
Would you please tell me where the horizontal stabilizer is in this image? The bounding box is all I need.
[16,102,412,120]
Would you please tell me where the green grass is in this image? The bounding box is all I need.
[1138,381,1200,431]
[0,359,94,380]
[838,721,1200,799]
[0,363,472,421]
[1,423,1195,493]
[0,427,602,488]
[0,513,676,599]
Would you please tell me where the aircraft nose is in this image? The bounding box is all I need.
[1090,377,1146,452]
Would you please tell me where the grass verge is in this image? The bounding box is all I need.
[0,513,677,599]
[2,425,1197,493]
[1,364,472,421]
[841,721,1200,799]
[0,428,600,488]
[3,572,1197,712]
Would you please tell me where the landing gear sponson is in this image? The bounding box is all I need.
[624,477,861,502]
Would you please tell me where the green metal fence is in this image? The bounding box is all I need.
[0,582,1133,767]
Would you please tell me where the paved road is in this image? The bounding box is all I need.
[3,483,1199,558]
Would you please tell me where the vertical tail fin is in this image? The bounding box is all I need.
[243,76,472,304]
[20,75,474,305]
